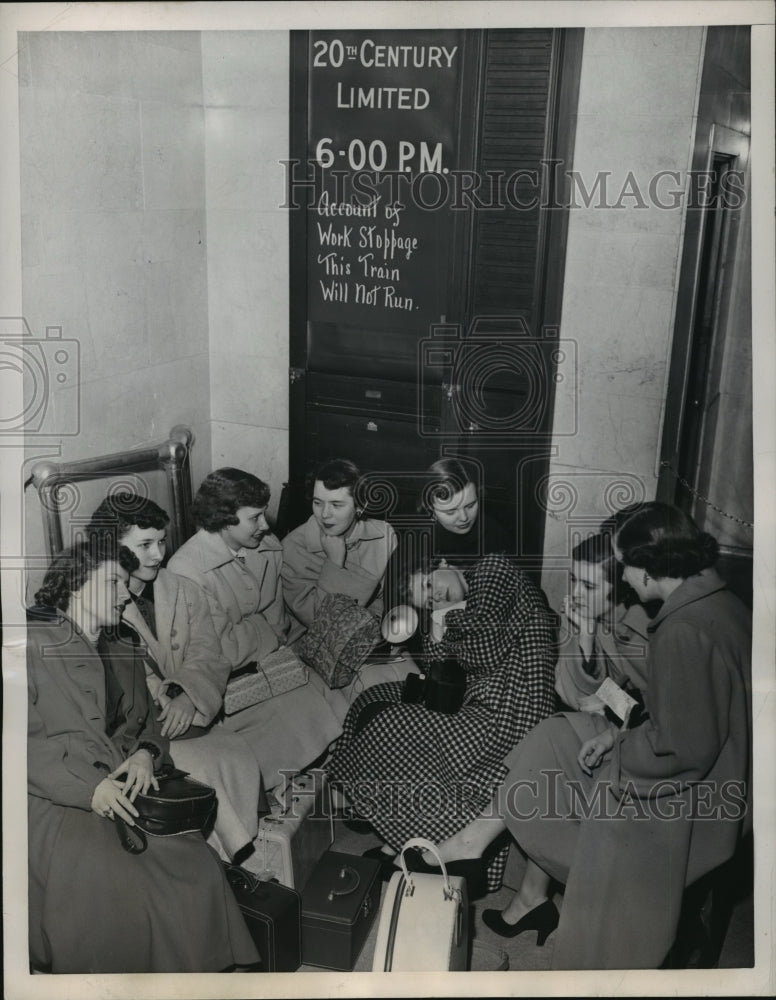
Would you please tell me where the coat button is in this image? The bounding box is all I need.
[170,629,177,637]
[171,642,180,650]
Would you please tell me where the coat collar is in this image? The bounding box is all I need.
[646,568,727,632]
[27,607,106,661]
[190,526,282,571]
[600,599,651,638]
[301,514,386,553]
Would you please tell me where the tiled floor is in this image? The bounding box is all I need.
[297,818,755,974]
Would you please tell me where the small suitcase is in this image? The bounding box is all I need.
[246,769,334,891]
[222,863,302,972]
[300,850,382,970]
[371,838,469,971]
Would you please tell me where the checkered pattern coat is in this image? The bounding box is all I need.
[328,554,558,889]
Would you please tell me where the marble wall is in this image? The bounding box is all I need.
[539,27,706,611]
[20,31,212,588]
[201,32,290,521]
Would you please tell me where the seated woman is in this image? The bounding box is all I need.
[414,503,752,969]
[27,540,258,974]
[88,493,263,862]
[281,458,397,630]
[327,550,557,895]
[419,458,511,561]
[554,530,650,714]
[168,468,343,791]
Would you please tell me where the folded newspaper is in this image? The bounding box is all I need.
[594,676,638,728]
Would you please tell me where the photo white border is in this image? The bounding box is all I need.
[2,3,774,998]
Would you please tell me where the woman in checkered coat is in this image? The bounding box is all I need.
[327,552,557,892]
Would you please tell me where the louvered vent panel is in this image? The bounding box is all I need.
[471,30,554,317]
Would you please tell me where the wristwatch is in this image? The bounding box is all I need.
[136,740,161,761]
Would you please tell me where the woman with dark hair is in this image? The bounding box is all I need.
[27,540,258,973]
[326,550,557,895]
[419,458,510,561]
[554,530,650,712]
[281,458,397,629]
[168,468,342,790]
[410,503,752,969]
[88,492,264,864]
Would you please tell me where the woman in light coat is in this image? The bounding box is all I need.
[89,493,263,862]
[281,458,397,630]
[168,468,343,791]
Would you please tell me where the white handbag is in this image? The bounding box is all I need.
[371,838,469,972]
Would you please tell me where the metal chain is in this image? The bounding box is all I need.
[660,461,753,528]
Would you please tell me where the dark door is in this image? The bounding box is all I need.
[287,28,582,581]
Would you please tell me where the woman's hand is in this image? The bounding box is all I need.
[91,776,141,824]
[577,693,606,716]
[158,690,196,738]
[577,726,617,776]
[320,532,347,568]
[109,749,159,802]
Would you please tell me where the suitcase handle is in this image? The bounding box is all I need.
[326,864,361,901]
[399,837,456,897]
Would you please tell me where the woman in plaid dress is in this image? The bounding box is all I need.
[327,552,557,893]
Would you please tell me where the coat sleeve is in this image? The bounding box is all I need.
[158,578,232,723]
[282,529,376,626]
[27,660,104,811]
[361,523,397,620]
[615,621,731,796]
[441,556,557,732]
[115,722,173,774]
[169,556,279,670]
[282,523,396,626]
[280,529,326,627]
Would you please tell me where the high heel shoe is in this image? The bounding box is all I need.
[403,848,488,901]
[482,898,559,945]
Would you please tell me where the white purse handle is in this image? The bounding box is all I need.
[398,837,453,894]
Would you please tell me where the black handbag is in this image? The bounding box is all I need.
[113,766,216,855]
[401,658,467,715]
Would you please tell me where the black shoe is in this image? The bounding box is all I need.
[362,846,399,881]
[343,817,374,834]
[482,898,559,946]
[403,848,488,901]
